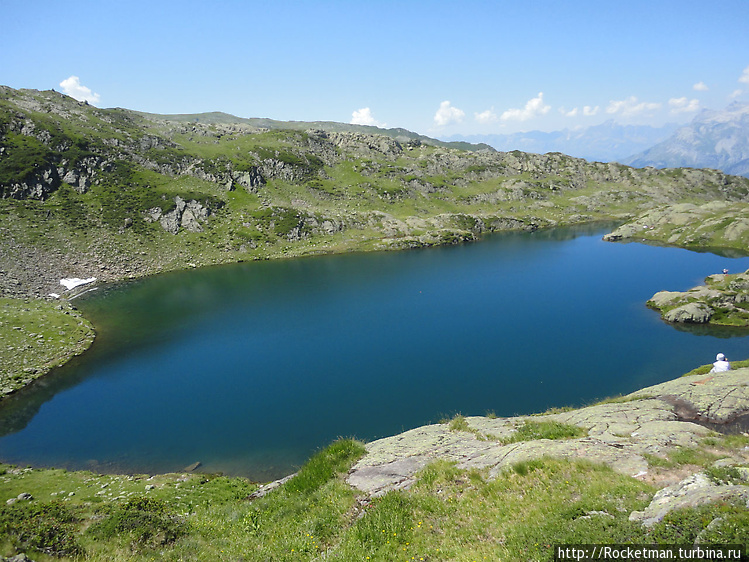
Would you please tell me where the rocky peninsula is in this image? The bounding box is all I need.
[648,269,749,326]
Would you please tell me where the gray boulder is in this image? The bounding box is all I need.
[146,196,215,234]
[629,472,749,527]
[663,302,713,323]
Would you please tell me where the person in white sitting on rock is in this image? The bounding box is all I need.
[709,353,731,373]
[692,353,731,385]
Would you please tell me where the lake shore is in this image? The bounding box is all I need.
[0,219,569,400]
[0,213,746,401]
[0,298,94,399]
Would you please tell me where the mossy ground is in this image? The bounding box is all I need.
[0,298,94,398]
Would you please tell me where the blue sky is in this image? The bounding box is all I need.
[3,0,749,137]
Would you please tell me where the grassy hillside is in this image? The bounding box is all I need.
[3,85,749,302]
[1,433,747,560]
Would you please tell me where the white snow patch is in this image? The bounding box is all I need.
[60,277,97,290]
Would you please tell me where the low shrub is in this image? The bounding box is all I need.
[0,500,83,557]
[88,496,186,550]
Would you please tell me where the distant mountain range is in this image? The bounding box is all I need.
[623,102,749,178]
[442,121,680,163]
[444,103,749,178]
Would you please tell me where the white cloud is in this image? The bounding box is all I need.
[433,100,465,126]
[561,105,598,118]
[500,92,551,122]
[730,89,743,99]
[583,105,599,116]
[739,65,749,84]
[606,96,661,117]
[59,76,100,104]
[693,81,709,91]
[474,108,498,124]
[668,97,700,114]
[350,107,386,127]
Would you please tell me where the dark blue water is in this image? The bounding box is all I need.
[1,224,748,480]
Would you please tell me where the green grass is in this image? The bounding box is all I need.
[643,445,722,469]
[87,496,186,551]
[284,439,366,495]
[447,414,471,432]
[500,420,588,444]
[0,499,83,557]
[0,297,95,397]
[2,453,747,561]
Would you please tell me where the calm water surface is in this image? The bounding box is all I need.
[1,224,748,480]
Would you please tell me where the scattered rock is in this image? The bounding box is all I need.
[1,553,36,562]
[629,472,749,527]
[17,492,33,500]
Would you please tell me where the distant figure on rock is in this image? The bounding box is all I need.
[710,353,731,373]
[723,268,729,275]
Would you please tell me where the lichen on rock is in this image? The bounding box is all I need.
[346,369,749,497]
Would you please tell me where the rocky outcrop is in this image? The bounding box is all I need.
[231,167,265,192]
[4,165,60,199]
[647,270,749,326]
[143,196,220,234]
[346,369,749,497]
[328,132,403,158]
[603,201,749,251]
[663,303,714,324]
[629,472,749,527]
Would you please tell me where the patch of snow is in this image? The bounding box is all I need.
[60,277,97,290]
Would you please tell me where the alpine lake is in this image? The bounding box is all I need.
[1,223,748,482]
